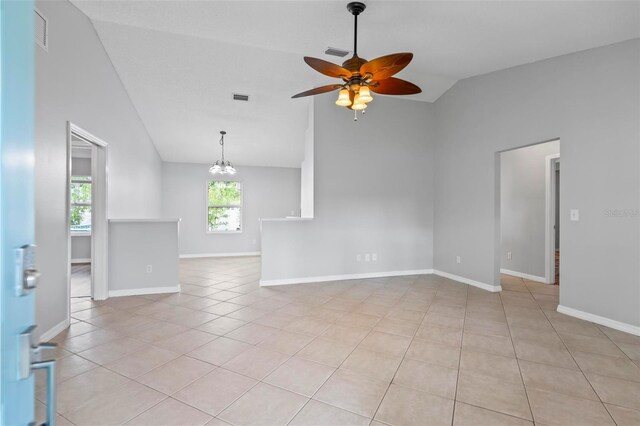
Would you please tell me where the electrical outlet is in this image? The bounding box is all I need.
[356,254,362,262]
[570,209,579,221]
[146,265,153,273]
[507,251,512,260]
[365,253,371,262]
[456,256,461,264]
[372,253,377,262]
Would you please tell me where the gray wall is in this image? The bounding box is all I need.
[35,0,163,335]
[162,163,301,256]
[71,236,91,262]
[71,156,91,176]
[434,39,639,326]
[261,96,435,281]
[108,221,179,293]
[500,140,559,279]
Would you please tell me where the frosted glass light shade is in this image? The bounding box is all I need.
[358,86,373,103]
[335,89,352,106]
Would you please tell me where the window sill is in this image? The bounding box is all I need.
[207,230,242,235]
[71,232,92,237]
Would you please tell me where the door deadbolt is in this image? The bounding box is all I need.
[15,244,39,296]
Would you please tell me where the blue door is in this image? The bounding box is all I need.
[1,0,38,424]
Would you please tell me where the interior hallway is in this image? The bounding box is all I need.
[70,264,91,298]
[39,258,640,425]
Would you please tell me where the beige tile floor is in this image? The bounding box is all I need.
[71,263,92,298]
[39,257,640,425]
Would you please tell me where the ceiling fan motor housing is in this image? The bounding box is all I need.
[342,56,368,74]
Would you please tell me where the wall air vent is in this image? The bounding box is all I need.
[34,8,48,51]
[233,94,249,101]
[325,47,349,57]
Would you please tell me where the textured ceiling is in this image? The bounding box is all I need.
[71,0,640,166]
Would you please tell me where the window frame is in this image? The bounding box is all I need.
[206,180,243,234]
[70,175,92,236]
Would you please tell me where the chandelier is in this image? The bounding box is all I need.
[209,130,236,175]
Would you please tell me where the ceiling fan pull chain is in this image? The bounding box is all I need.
[354,109,358,121]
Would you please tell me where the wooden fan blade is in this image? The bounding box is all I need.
[304,57,352,79]
[369,77,422,95]
[360,52,413,80]
[292,84,343,98]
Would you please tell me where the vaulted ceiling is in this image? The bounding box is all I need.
[71,1,640,167]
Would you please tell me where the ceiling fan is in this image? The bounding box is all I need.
[292,2,421,113]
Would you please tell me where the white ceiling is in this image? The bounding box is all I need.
[70,0,640,167]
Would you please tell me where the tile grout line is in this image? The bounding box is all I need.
[450,279,469,426]
[368,277,435,425]
[286,279,411,425]
[538,292,620,425]
[501,276,535,423]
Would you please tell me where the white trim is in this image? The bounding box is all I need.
[180,251,261,259]
[70,122,108,147]
[259,217,313,222]
[500,268,547,283]
[109,218,180,223]
[557,305,640,337]
[108,285,181,298]
[260,269,434,287]
[545,153,561,285]
[39,318,70,343]
[71,258,91,264]
[66,122,110,323]
[433,270,502,293]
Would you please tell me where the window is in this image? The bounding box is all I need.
[208,181,242,232]
[70,176,92,234]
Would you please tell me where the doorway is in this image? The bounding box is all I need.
[499,139,560,285]
[70,139,93,298]
[66,123,109,323]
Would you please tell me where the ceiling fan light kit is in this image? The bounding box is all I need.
[292,2,421,118]
[209,130,237,175]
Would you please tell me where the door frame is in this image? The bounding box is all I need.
[66,122,109,318]
[545,153,560,284]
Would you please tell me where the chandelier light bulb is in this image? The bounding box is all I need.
[335,89,352,107]
[358,86,373,103]
[351,101,367,111]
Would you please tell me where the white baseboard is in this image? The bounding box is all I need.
[180,251,261,259]
[71,258,92,264]
[260,269,434,287]
[500,268,548,284]
[40,317,70,342]
[433,270,502,293]
[557,305,640,337]
[108,285,181,298]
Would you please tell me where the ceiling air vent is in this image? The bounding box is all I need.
[34,8,48,51]
[325,47,349,57]
[233,93,249,101]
